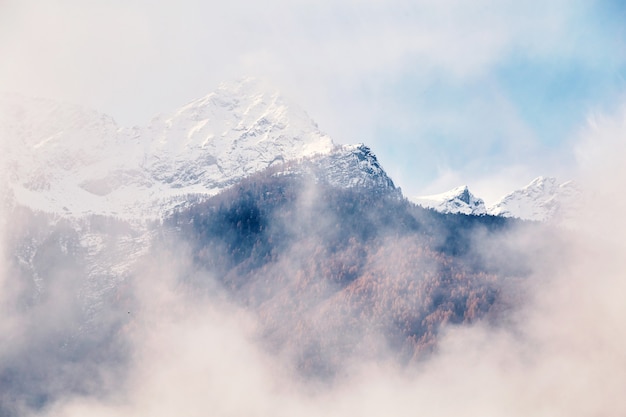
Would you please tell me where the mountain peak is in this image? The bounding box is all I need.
[172,78,278,117]
[449,185,472,204]
[412,177,581,221]
[313,144,398,193]
[146,80,335,191]
[525,176,558,192]
[411,185,486,215]
[488,176,580,222]
[0,81,341,219]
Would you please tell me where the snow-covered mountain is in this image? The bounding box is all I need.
[1,78,343,219]
[304,144,398,193]
[0,78,400,351]
[411,186,487,215]
[488,176,581,222]
[4,77,577,226]
[143,78,334,191]
[411,177,581,222]
[0,78,570,416]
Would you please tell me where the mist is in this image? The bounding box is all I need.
[4,0,622,201]
[0,102,620,416]
[2,0,625,413]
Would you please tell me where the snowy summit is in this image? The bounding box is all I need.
[411,177,581,222]
[411,185,487,215]
[0,78,336,219]
[488,176,581,222]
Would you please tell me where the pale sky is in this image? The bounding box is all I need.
[1,0,625,203]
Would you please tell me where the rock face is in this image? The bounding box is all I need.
[304,144,399,194]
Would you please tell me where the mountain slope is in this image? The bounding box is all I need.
[143,78,334,191]
[167,167,532,377]
[0,83,569,415]
[2,159,556,415]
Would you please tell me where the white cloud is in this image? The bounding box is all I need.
[1,0,605,195]
[0,0,587,123]
[3,2,626,414]
[0,99,622,416]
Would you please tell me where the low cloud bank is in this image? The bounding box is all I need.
[1,109,625,416]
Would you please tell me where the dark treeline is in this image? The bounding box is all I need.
[166,167,539,377]
[0,166,555,415]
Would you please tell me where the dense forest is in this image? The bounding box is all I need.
[0,164,561,415]
[166,167,541,377]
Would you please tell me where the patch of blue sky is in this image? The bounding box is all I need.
[369,68,626,192]
[494,55,626,148]
[372,74,526,162]
[368,76,507,192]
[371,0,626,189]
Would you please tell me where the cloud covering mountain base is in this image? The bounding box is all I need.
[25,207,626,417]
[2,105,626,417]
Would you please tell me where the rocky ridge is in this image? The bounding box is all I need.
[0,78,341,220]
[411,176,581,222]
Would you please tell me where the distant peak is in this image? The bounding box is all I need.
[527,176,557,187]
[487,176,580,222]
[450,184,470,193]
[456,186,472,205]
[411,185,486,215]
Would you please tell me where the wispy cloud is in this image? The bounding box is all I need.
[2,0,623,197]
[25,103,626,416]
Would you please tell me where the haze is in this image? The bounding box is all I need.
[2,0,625,199]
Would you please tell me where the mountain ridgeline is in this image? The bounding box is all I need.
[165,163,538,377]
[0,81,569,415]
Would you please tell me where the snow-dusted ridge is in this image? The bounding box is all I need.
[5,78,569,224]
[144,78,335,191]
[488,176,581,222]
[411,185,486,215]
[1,78,343,220]
[310,144,398,192]
[411,177,581,222]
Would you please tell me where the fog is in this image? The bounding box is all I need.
[3,0,618,200]
[1,109,625,415]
